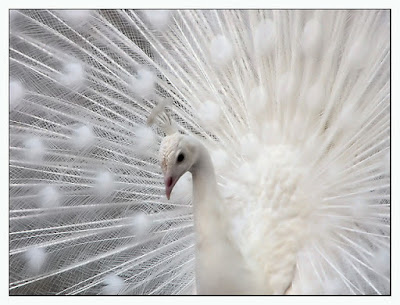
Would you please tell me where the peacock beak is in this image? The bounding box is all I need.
[164,175,177,200]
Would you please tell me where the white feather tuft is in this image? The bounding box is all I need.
[346,38,369,70]
[144,10,171,30]
[146,97,173,127]
[10,80,25,110]
[209,35,233,67]
[198,100,221,128]
[220,181,240,200]
[95,171,114,196]
[38,185,61,209]
[24,137,44,162]
[58,62,85,88]
[254,19,275,55]
[134,126,157,157]
[261,122,280,145]
[131,68,156,98]
[102,274,126,295]
[238,163,257,185]
[338,104,357,130]
[240,133,259,159]
[72,125,95,149]
[211,148,229,171]
[301,19,323,58]
[24,247,47,275]
[248,86,268,114]
[130,212,152,238]
[348,197,370,218]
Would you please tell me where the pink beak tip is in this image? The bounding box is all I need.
[165,176,173,188]
[165,176,173,200]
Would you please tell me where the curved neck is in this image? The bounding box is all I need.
[189,143,218,205]
[187,141,258,295]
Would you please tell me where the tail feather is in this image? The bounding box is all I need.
[10,9,390,295]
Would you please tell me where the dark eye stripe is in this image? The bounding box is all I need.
[177,153,184,163]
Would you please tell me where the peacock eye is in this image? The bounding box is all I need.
[177,153,185,163]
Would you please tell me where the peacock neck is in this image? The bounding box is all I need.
[188,143,268,294]
[189,143,218,206]
[189,142,236,294]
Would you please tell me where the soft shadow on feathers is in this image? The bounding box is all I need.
[9,9,390,295]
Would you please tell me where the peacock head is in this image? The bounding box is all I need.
[147,100,198,200]
[159,133,197,200]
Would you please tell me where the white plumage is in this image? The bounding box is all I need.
[9,9,390,295]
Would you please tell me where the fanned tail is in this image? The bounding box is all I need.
[9,9,390,295]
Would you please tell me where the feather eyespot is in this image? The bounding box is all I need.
[177,153,185,163]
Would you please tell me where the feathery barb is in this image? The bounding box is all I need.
[147,98,177,136]
[9,9,390,295]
